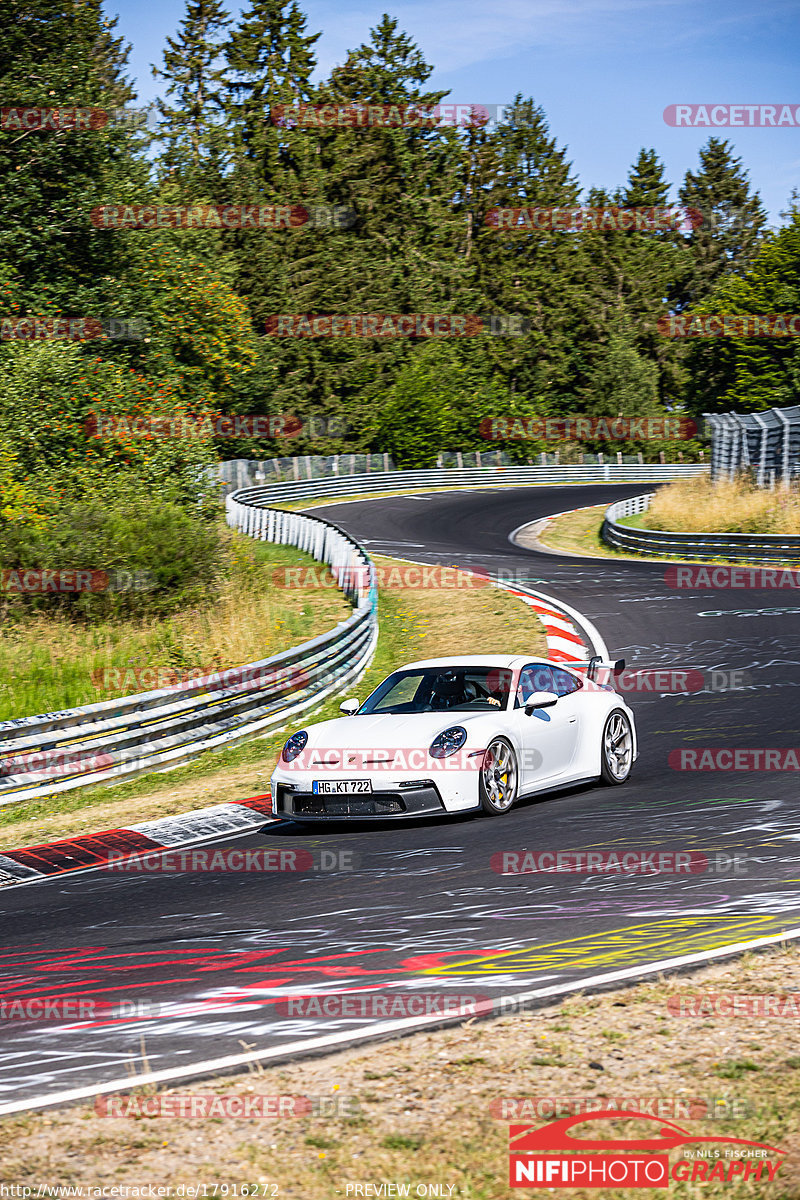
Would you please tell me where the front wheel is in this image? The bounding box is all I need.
[479,738,518,814]
[600,709,634,785]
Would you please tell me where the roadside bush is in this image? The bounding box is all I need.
[0,483,225,621]
[0,340,218,505]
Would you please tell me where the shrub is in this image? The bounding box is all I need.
[0,482,225,621]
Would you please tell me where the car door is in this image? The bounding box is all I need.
[514,664,583,790]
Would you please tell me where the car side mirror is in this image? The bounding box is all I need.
[524,690,559,714]
[339,698,360,715]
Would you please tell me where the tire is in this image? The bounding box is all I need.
[479,738,518,814]
[600,708,634,785]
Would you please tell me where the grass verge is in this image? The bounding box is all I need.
[535,505,640,560]
[536,505,796,568]
[0,554,547,848]
[1,941,798,1196]
[644,475,800,535]
[0,531,350,721]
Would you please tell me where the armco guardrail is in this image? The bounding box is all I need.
[0,463,705,807]
[221,462,707,505]
[217,453,703,494]
[602,493,800,562]
[0,503,377,806]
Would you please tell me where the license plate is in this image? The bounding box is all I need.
[312,779,372,795]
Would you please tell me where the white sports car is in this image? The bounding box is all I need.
[270,654,638,821]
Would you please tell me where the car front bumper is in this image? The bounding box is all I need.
[272,782,448,819]
[270,766,481,819]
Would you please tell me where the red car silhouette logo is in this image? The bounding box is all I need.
[511,1109,784,1156]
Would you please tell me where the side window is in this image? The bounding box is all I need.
[515,664,555,708]
[550,667,583,696]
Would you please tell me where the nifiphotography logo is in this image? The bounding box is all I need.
[508,1110,785,1188]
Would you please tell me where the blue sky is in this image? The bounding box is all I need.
[107,0,800,222]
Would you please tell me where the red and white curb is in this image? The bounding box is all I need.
[503,589,588,663]
[380,551,605,667]
[494,579,608,667]
[0,793,275,889]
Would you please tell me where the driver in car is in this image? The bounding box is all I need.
[429,672,468,709]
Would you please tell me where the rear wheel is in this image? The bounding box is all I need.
[479,738,518,814]
[600,709,633,785]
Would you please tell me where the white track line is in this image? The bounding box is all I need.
[4,924,800,1116]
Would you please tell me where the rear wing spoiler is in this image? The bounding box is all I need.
[571,655,626,681]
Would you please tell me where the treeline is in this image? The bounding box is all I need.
[2,0,800,495]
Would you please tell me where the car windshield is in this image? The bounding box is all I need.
[359,667,513,714]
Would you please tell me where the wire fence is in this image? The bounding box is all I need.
[218,451,705,494]
[706,406,800,486]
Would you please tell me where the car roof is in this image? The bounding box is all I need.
[395,655,566,671]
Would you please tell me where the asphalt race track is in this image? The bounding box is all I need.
[2,483,800,1112]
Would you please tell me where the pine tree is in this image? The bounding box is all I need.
[674,137,767,310]
[469,96,588,414]
[222,0,319,196]
[581,149,690,409]
[226,15,470,457]
[151,0,231,194]
[0,0,145,314]
[683,215,800,414]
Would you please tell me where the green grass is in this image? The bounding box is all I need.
[0,553,547,843]
[0,533,349,722]
[712,1059,763,1079]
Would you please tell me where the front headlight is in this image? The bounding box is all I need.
[281,730,308,763]
[429,726,467,759]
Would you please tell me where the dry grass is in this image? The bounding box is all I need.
[0,556,547,847]
[371,554,549,661]
[535,504,633,559]
[644,475,800,536]
[2,943,799,1197]
[0,532,350,721]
